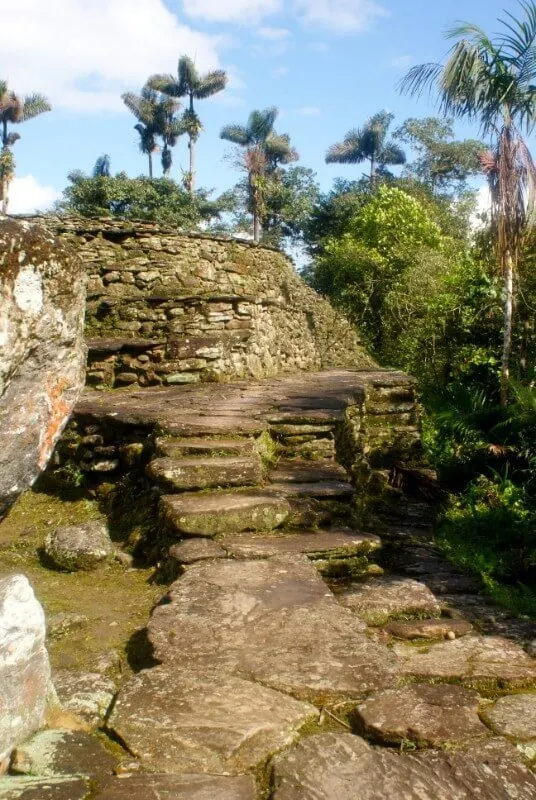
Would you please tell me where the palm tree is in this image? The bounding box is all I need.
[220,107,297,242]
[149,56,227,193]
[0,81,51,214]
[326,111,406,187]
[92,154,111,178]
[153,95,184,177]
[123,85,184,177]
[122,86,160,178]
[400,0,536,404]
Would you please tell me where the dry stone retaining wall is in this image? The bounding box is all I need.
[22,217,372,387]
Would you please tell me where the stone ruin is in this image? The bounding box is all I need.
[1,217,535,799]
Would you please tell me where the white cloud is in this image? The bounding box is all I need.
[296,106,321,116]
[256,26,291,40]
[390,55,412,71]
[0,0,224,113]
[182,0,281,24]
[272,66,290,77]
[182,0,387,32]
[294,0,387,32]
[9,175,61,214]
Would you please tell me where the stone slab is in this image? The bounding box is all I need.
[10,730,116,779]
[162,417,265,437]
[481,694,536,742]
[354,684,488,747]
[0,777,90,799]
[339,576,441,626]
[394,635,536,689]
[52,672,116,728]
[148,555,397,702]
[155,437,255,458]
[384,619,473,640]
[221,530,381,560]
[168,539,227,564]
[109,665,317,774]
[269,460,348,483]
[160,491,290,536]
[94,774,256,800]
[265,481,354,498]
[147,456,262,490]
[272,732,536,800]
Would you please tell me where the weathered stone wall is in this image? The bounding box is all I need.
[0,218,87,517]
[23,217,373,387]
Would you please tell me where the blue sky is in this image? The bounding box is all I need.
[0,0,519,213]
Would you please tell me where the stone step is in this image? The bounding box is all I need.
[270,459,348,483]
[266,481,355,499]
[267,410,345,425]
[155,436,255,458]
[161,416,265,437]
[147,456,262,491]
[220,529,381,559]
[94,774,257,800]
[160,491,290,537]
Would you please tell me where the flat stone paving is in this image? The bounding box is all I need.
[3,368,536,798]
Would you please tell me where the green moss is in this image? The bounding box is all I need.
[0,489,162,677]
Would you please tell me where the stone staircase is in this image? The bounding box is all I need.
[5,370,536,799]
[147,407,373,579]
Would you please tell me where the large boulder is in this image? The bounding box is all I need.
[0,575,51,769]
[0,218,86,517]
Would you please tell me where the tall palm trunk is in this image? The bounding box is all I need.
[188,94,196,195]
[500,249,515,405]
[148,152,153,179]
[188,138,196,194]
[253,212,261,243]
[1,121,9,215]
[370,155,376,188]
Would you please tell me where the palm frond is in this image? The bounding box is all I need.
[399,62,443,99]
[4,132,20,147]
[220,123,250,145]
[122,92,146,121]
[195,70,228,99]
[148,73,182,98]
[21,93,51,121]
[325,131,362,164]
[248,107,278,142]
[380,141,407,166]
[265,133,298,165]
[178,55,198,95]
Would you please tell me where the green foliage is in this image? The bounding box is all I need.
[305,179,371,256]
[394,117,484,194]
[352,185,443,253]
[306,186,448,350]
[258,166,319,246]
[57,168,221,229]
[437,476,536,616]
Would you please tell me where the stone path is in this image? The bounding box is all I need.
[2,369,536,798]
